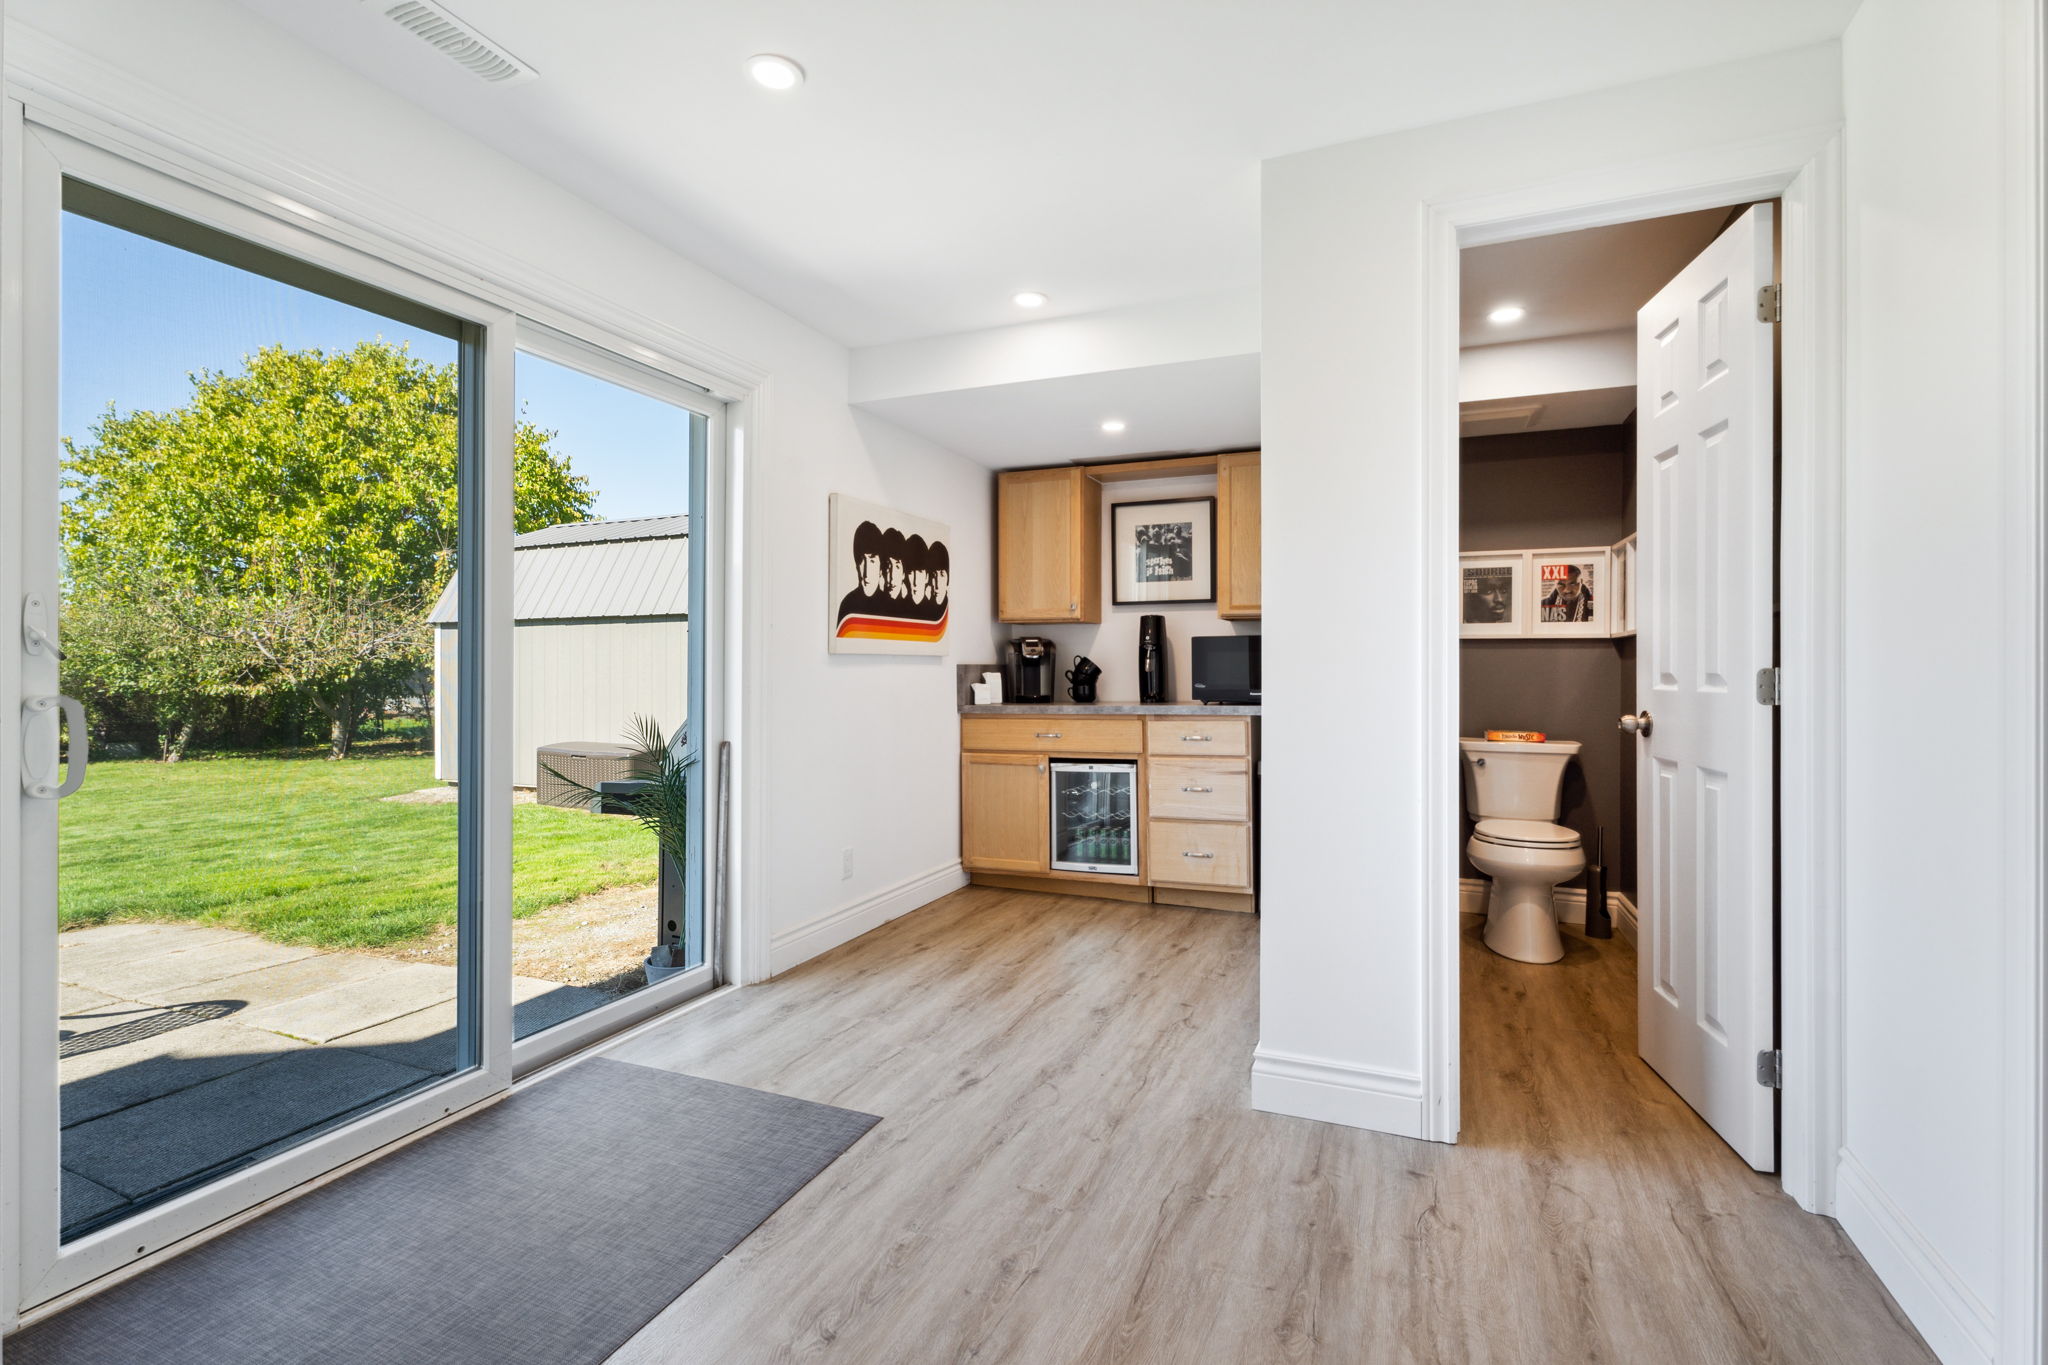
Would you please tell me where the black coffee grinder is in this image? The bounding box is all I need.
[1137,615,1167,704]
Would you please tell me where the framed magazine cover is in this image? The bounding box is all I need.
[1458,552,1527,637]
[1529,547,1611,637]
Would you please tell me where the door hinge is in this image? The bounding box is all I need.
[1756,1049,1783,1089]
[1757,283,1783,323]
[1755,667,1781,706]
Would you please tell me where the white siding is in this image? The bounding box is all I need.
[433,619,686,787]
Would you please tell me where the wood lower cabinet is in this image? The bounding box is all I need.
[962,713,1256,908]
[960,751,1047,875]
[1147,819,1253,890]
[998,467,1101,623]
[1216,451,1261,620]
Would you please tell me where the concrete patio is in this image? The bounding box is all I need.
[57,922,612,1235]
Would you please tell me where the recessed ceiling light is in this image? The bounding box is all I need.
[1487,304,1526,325]
[746,54,805,90]
[1012,291,1048,309]
[1100,419,1127,434]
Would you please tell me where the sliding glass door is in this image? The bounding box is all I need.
[8,117,726,1318]
[10,130,510,1308]
[503,337,720,1069]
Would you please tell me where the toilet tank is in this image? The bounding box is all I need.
[1459,738,1583,820]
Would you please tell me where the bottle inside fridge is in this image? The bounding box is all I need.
[1048,760,1140,875]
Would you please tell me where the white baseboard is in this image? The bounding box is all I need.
[1250,1045,1426,1138]
[769,861,967,976]
[1834,1150,1997,1365]
[1460,877,1637,935]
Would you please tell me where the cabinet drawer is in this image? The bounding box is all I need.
[1145,718,1249,757]
[962,716,1143,755]
[1147,820,1252,891]
[1147,759,1250,822]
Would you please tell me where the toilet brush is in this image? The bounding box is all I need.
[1584,827,1613,939]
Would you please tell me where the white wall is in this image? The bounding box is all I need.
[1836,2,2042,1362]
[6,0,1001,973]
[1016,473,1260,702]
[1458,328,1633,403]
[1261,27,2043,1365]
[1257,41,1843,1133]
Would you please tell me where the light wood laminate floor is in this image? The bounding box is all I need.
[601,889,1932,1364]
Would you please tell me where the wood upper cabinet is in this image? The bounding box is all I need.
[1216,451,1261,619]
[960,752,1048,874]
[998,467,1102,623]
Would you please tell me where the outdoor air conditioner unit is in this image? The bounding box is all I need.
[535,742,636,809]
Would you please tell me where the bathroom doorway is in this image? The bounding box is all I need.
[1452,202,1783,1170]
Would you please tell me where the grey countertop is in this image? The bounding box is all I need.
[960,701,1261,717]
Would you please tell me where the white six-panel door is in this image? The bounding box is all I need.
[1633,204,1778,1171]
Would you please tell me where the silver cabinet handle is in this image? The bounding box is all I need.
[1182,734,1212,742]
[21,694,88,799]
[1035,731,1063,739]
[1181,786,1214,793]
[1183,851,1215,859]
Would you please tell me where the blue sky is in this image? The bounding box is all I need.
[60,211,690,521]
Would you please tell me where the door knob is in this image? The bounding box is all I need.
[1618,711,1653,737]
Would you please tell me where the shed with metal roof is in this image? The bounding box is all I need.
[431,516,688,787]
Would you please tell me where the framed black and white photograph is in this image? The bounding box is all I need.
[1529,547,1611,637]
[828,493,952,655]
[1459,552,1527,638]
[1111,497,1216,605]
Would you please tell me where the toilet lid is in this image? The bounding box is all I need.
[1473,818,1581,849]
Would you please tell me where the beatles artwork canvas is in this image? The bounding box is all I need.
[829,493,952,655]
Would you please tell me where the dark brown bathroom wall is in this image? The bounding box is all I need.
[1459,423,1636,897]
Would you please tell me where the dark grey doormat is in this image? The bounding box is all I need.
[10,1057,880,1365]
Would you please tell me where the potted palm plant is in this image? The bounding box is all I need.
[541,714,695,984]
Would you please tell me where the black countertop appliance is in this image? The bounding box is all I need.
[1138,615,1167,704]
[1006,636,1057,703]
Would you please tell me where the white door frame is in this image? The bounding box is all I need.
[1416,132,1848,1212]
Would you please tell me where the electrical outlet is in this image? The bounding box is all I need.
[841,848,854,880]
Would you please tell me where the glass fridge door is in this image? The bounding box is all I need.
[1049,762,1139,875]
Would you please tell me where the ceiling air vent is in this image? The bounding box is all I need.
[378,0,538,85]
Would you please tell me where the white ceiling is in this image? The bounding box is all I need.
[237,0,1855,350]
[1459,207,1734,346]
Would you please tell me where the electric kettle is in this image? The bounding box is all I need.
[1065,656,1103,704]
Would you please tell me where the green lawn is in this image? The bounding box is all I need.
[57,753,657,949]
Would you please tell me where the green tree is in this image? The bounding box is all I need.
[60,342,594,758]
[63,342,591,600]
[60,581,238,762]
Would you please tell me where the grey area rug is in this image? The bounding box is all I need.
[11,1057,879,1365]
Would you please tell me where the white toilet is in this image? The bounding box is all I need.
[1460,737,1585,964]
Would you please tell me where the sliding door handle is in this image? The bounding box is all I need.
[21,694,88,798]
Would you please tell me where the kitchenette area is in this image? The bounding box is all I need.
[960,451,1262,912]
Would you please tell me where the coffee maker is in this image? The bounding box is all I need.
[1137,615,1167,704]
[1005,637,1057,703]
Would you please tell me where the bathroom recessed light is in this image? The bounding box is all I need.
[1487,304,1526,325]
[746,54,805,90]
[1100,419,1127,434]
[1012,291,1048,309]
